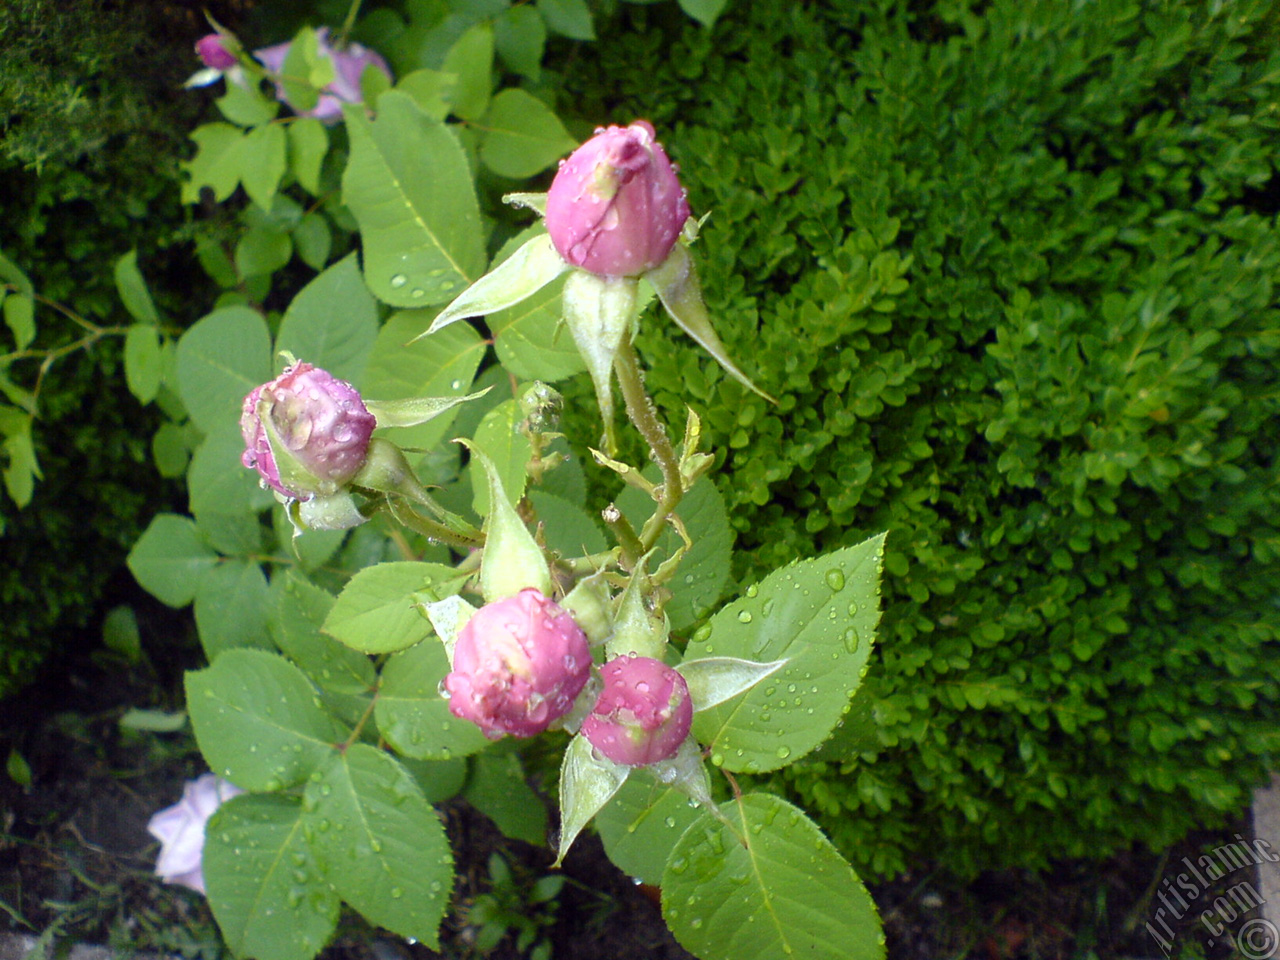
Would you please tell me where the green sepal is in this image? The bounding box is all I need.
[363,387,491,428]
[562,271,639,455]
[289,490,369,532]
[606,554,667,660]
[646,244,775,403]
[420,234,567,338]
[417,594,476,665]
[503,192,547,216]
[555,733,630,866]
[561,566,614,645]
[677,656,788,713]
[461,438,553,601]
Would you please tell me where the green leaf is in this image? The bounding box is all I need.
[274,572,376,696]
[393,70,456,122]
[689,534,885,774]
[276,254,379,383]
[662,793,883,960]
[363,311,485,450]
[241,123,288,210]
[293,212,332,270]
[181,123,245,204]
[304,745,454,947]
[618,474,732,632]
[491,276,581,381]
[114,250,160,325]
[399,756,468,804]
[273,508,347,572]
[175,306,273,435]
[363,388,490,428]
[556,734,628,865]
[124,325,163,404]
[215,79,281,127]
[441,22,494,121]
[194,560,274,659]
[3,295,34,352]
[323,561,453,654]
[127,514,219,608]
[495,6,546,79]
[462,749,548,845]
[537,0,595,40]
[375,642,491,761]
[288,118,329,195]
[342,92,485,307]
[470,399,531,516]
[186,649,338,790]
[194,509,263,558]
[205,794,339,960]
[480,90,575,179]
[676,0,730,26]
[151,422,190,478]
[118,708,187,732]
[528,490,606,558]
[188,428,274,519]
[595,776,704,886]
[236,225,293,278]
[0,408,39,507]
[280,28,322,113]
[102,606,143,663]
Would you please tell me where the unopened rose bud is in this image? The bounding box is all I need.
[195,34,237,70]
[444,589,591,739]
[545,121,690,277]
[581,655,693,766]
[147,774,244,895]
[255,28,392,123]
[240,361,377,500]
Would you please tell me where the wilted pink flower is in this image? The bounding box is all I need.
[255,28,392,123]
[240,361,376,500]
[445,589,591,739]
[195,34,237,70]
[544,121,690,277]
[582,655,693,766]
[148,774,244,895]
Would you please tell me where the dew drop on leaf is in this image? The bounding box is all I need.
[825,569,845,591]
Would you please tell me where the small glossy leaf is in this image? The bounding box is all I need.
[181,123,244,204]
[441,22,494,121]
[235,225,293,277]
[241,123,288,210]
[3,295,34,351]
[175,306,272,435]
[537,0,595,40]
[470,399,531,516]
[305,745,454,947]
[102,606,143,662]
[186,649,339,790]
[151,422,190,478]
[662,793,883,960]
[424,234,567,336]
[480,90,575,179]
[127,514,219,608]
[293,212,332,270]
[205,794,339,960]
[124,324,163,404]
[215,79,280,127]
[495,6,546,79]
[376,642,491,761]
[288,118,329,194]
[323,561,454,654]
[194,560,274,659]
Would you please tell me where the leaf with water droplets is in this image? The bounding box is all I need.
[324,561,460,655]
[677,656,787,712]
[376,642,490,761]
[303,745,453,948]
[661,793,883,960]
[205,794,339,960]
[594,775,705,885]
[690,534,885,773]
[556,734,630,866]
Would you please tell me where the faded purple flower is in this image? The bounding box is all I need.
[148,774,244,895]
[195,34,237,70]
[581,655,693,766]
[240,361,377,500]
[445,589,591,739]
[544,120,690,278]
[255,28,392,123]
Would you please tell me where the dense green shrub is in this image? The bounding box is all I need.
[562,0,1280,877]
[0,0,215,696]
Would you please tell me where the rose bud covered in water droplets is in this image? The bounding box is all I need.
[582,655,693,766]
[544,120,690,278]
[444,589,591,739]
[240,361,376,500]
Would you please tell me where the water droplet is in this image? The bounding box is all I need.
[691,624,712,643]
[825,569,845,591]
[710,752,724,766]
[737,610,753,624]
[847,601,859,617]
[669,857,688,875]
[691,918,704,930]
[843,627,860,653]
[761,599,776,616]
[390,274,408,288]
[664,816,677,828]
[776,746,791,760]
[745,584,758,598]
[390,887,403,899]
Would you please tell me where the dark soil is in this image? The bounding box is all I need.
[0,604,1265,960]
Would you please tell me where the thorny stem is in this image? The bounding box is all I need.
[613,338,683,554]
[384,496,483,552]
[601,503,645,569]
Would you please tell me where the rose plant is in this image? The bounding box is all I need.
[126,5,884,960]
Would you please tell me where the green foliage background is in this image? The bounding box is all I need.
[562,0,1280,876]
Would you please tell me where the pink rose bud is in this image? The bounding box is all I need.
[195,34,237,70]
[582,655,693,766]
[544,120,690,277]
[240,361,377,500]
[444,589,592,739]
[255,28,392,123]
[148,774,244,895]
